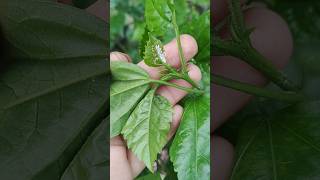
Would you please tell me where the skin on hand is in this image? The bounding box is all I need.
[212,0,293,179]
[110,34,201,179]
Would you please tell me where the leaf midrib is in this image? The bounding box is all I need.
[266,118,278,180]
[147,90,155,171]
[230,121,264,180]
[193,99,199,179]
[110,80,150,96]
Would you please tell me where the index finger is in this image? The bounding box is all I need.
[138,34,198,79]
[213,0,247,25]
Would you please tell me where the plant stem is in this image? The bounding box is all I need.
[211,74,304,103]
[173,73,200,89]
[163,63,200,89]
[229,0,247,41]
[214,36,298,91]
[151,80,203,94]
[171,8,187,74]
[216,0,297,91]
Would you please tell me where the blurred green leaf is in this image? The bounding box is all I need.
[231,101,320,180]
[0,0,108,179]
[181,11,210,63]
[61,117,108,180]
[145,0,171,37]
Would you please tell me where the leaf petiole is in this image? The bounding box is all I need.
[151,79,203,94]
[170,4,188,74]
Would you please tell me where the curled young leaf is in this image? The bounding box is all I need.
[144,34,167,67]
[121,89,172,172]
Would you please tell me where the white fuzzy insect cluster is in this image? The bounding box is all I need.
[155,44,166,63]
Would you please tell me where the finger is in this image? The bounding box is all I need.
[110,51,132,62]
[157,64,202,105]
[211,136,234,180]
[212,7,293,130]
[128,104,183,177]
[167,105,183,139]
[212,0,247,25]
[86,0,108,21]
[110,136,133,180]
[138,34,198,79]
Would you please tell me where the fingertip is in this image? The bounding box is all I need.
[245,7,293,69]
[187,64,202,83]
[110,51,132,62]
[164,34,198,68]
[180,34,198,58]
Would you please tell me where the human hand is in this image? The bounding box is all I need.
[110,35,201,180]
[212,1,293,179]
[58,0,107,21]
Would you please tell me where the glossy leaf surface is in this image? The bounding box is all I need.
[170,94,210,180]
[168,30,210,179]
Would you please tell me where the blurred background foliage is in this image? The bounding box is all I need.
[110,0,209,63]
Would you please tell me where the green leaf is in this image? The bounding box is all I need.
[0,0,108,179]
[72,0,98,9]
[110,61,151,137]
[1,0,107,60]
[170,94,210,180]
[145,0,171,36]
[144,34,167,67]
[111,61,150,80]
[122,89,172,172]
[61,117,108,180]
[139,27,150,59]
[231,101,320,180]
[110,81,150,137]
[135,171,161,180]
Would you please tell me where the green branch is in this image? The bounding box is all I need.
[211,74,304,103]
[151,79,203,94]
[212,0,298,91]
